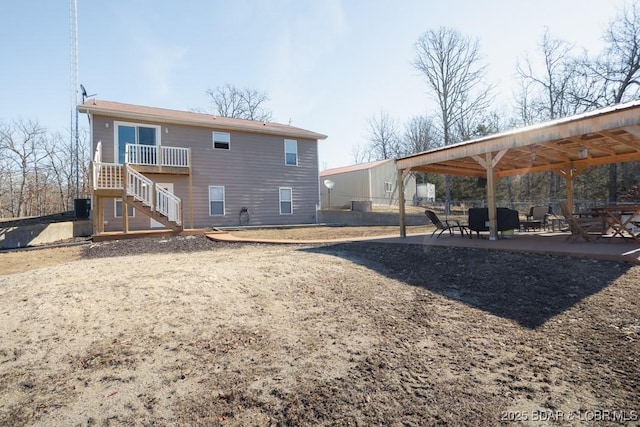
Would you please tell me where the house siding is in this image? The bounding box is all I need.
[92,115,320,230]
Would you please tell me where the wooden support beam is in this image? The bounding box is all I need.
[485,152,498,240]
[491,149,508,168]
[188,148,194,229]
[123,198,129,233]
[398,167,406,237]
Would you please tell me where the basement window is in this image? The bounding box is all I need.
[209,186,225,216]
[279,187,293,214]
[114,199,135,218]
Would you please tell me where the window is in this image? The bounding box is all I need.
[115,122,159,163]
[213,132,230,150]
[209,186,225,216]
[279,187,292,215]
[284,139,297,166]
[114,199,134,218]
[384,182,393,193]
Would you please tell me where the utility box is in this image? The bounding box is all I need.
[74,198,91,219]
[351,200,372,212]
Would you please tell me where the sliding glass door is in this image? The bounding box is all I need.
[115,123,159,163]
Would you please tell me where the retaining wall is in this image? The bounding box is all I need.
[0,220,92,250]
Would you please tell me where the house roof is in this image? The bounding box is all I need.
[397,100,640,178]
[320,159,393,176]
[78,99,327,140]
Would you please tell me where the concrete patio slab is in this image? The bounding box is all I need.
[370,232,640,265]
[208,230,640,265]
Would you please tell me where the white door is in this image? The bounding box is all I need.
[151,183,173,228]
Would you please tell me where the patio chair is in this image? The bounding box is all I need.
[524,205,552,230]
[425,209,469,238]
[559,202,602,242]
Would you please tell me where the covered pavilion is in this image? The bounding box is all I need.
[396,100,640,240]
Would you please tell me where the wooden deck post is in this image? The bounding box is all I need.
[188,148,194,229]
[93,196,101,235]
[122,187,129,233]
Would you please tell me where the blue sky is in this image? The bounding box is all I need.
[0,0,629,169]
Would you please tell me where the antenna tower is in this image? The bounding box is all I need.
[69,0,79,198]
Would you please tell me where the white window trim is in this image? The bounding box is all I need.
[279,187,293,215]
[284,139,298,166]
[114,121,161,164]
[384,182,393,193]
[209,185,225,216]
[114,198,135,218]
[213,132,231,150]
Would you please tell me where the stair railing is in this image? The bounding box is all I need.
[125,165,182,226]
[156,186,182,225]
[126,165,153,208]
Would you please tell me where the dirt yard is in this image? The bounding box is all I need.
[0,231,638,426]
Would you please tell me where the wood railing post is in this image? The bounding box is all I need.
[151,182,156,212]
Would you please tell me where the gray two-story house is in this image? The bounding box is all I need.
[79,100,327,234]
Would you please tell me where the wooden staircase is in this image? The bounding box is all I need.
[92,162,183,232]
[90,141,190,235]
[125,195,182,231]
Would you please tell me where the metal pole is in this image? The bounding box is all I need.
[75,107,79,197]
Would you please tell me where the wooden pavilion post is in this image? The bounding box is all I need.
[485,152,498,241]
[398,167,406,237]
[471,150,506,241]
[565,173,574,213]
[556,164,584,213]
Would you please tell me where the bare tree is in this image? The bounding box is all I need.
[366,110,401,160]
[515,29,600,127]
[0,150,10,217]
[0,120,46,217]
[351,143,372,164]
[519,7,640,203]
[597,3,640,104]
[0,119,89,218]
[516,29,578,121]
[206,84,273,121]
[515,30,602,202]
[402,115,439,156]
[413,27,492,213]
[591,3,640,202]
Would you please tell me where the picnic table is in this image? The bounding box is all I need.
[592,204,640,242]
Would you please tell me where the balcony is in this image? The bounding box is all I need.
[126,143,191,175]
[91,142,191,195]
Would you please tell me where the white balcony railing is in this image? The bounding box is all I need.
[94,141,102,163]
[93,162,124,190]
[126,144,190,168]
[160,146,190,167]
